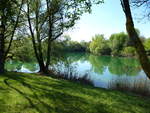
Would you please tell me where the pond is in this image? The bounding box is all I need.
[5,52,149,88]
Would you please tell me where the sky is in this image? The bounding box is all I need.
[65,0,150,42]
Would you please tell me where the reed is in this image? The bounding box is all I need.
[109,77,150,96]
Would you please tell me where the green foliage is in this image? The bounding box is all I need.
[10,30,149,63]
[89,34,111,55]
[144,38,150,55]
[121,46,136,57]
[144,38,150,51]
[67,41,87,52]
[52,36,90,52]
[109,32,129,56]
[88,32,136,57]
[0,0,18,22]
[10,37,35,62]
[0,0,24,73]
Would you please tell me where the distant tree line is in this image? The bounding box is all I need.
[48,31,150,58]
[9,31,150,62]
[88,32,141,57]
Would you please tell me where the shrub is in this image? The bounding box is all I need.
[89,34,111,55]
[51,58,93,86]
[121,46,136,57]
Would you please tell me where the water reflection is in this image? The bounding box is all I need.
[5,60,38,73]
[89,55,111,74]
[108,57,141,76]
[6,53,147,88]
[65,53,142,76]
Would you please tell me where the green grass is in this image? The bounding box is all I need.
[0,72,150,113]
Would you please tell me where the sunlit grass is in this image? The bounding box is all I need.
[0,72,150,113]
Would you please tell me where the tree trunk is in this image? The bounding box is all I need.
[45,41,52,71]
[27,0,48,74]
[0,24,5,73]
[39,62,48,74]
[121,0,150,79]
[46,20,52,70]
[45,0,53,71]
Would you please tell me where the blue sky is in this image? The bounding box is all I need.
[66,0,150,42]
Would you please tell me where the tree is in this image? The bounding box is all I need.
[121,46,136,57]
[10,37,34,62]
[109,32,128,56]
[144,38,150,51]
[120,0,150,79]
[89,34,111,55]
[0,0,23,73]
[144,38,150,55]
[26,0,104,73]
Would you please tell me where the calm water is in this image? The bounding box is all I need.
[5,53,148,88]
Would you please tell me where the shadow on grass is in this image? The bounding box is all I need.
[4,78,45,113]
[2,73,109,113]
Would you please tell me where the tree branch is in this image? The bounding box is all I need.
[4,0,24,59]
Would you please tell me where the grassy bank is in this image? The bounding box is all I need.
[0,72,150,113]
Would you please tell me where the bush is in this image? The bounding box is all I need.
[109,32,129,56]
[121,46,136,57]
[89,34,111,55]
[51,58,93,86]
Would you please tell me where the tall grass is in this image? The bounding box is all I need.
[50,58,93,86]
[108,76,150,96]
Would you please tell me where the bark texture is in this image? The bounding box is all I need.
[121,0,150,79]
[0,24,5,73]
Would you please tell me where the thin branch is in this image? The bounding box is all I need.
[51,32,63,42]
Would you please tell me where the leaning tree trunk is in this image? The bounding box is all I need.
[121,0,150,79]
